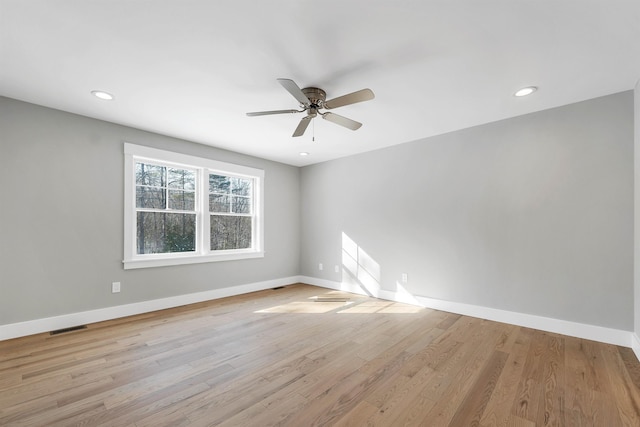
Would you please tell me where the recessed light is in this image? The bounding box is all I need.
[299,152,309,156]
[514,86,537,97]
[91,90,114,100]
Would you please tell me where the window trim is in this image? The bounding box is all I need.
[123,143,264,270]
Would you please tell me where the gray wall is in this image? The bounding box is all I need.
[1,91,634,332]
[0,96,300,325]
[301,91,634,331]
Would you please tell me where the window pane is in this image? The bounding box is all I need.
[209,194,230,213]
[210,174,230,194]
[168,190,195,211]
[232,196,251,214]
[136,163,165,187]
[168,168,195,190]
[137,212,196,254]
[136,187,166,209]
[210,215,252,250]
[231,178,252,196]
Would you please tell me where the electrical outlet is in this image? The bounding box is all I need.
[112,282,121,293]
[318,263,323,271]
[334,265,339,273]
[401,273,408,283]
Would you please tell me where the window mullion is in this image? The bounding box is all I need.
[164,168,169,210]
[200,168,210,255]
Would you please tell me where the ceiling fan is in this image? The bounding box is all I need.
[246,78,375,137]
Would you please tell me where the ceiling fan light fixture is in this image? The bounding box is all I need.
[299,152,310,156]
[91,90,114,100]
[514,86,537,97]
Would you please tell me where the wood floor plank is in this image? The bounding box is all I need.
[391,386,439,426]
[274,369,370,427]
[1,283,639,426]
[600,344,640,425]
[536,333,565,426]
[364,364,437,425]
[187,370,308,426]
[511,329,546,422]
[419,325,506,425]
[332,400,380,427]
[479,328,533,427]
[448,350,509,426]
[507,414,537,426]
[215,390,307,427]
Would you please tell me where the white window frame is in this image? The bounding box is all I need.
[123,143,264,270]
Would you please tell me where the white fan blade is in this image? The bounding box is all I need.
[278,78,311,106]
[293,116,312,137]
[246,109,300,117]
[324,88,374,109]
[322,112,362,130]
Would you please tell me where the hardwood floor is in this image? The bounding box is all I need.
[1,283,639,426]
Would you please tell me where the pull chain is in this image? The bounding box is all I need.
[312,119,315,142]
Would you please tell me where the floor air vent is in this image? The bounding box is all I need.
[50,325,87,335]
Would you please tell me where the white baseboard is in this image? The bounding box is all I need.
[2,275,635,352]
[632,333,640,361]
[0,276,301,341]
[300,276,634,349]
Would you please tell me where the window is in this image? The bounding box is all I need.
[209,174,253,250]
[136,163,197,254]
[124,143,264,269]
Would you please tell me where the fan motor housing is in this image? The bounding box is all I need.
[301,87,326,107]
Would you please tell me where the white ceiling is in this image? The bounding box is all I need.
[2,1,640,167]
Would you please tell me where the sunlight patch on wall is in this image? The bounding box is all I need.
[342,232,381,296]
[391,282,421,305]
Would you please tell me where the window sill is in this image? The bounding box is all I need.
[123,251,264,270]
